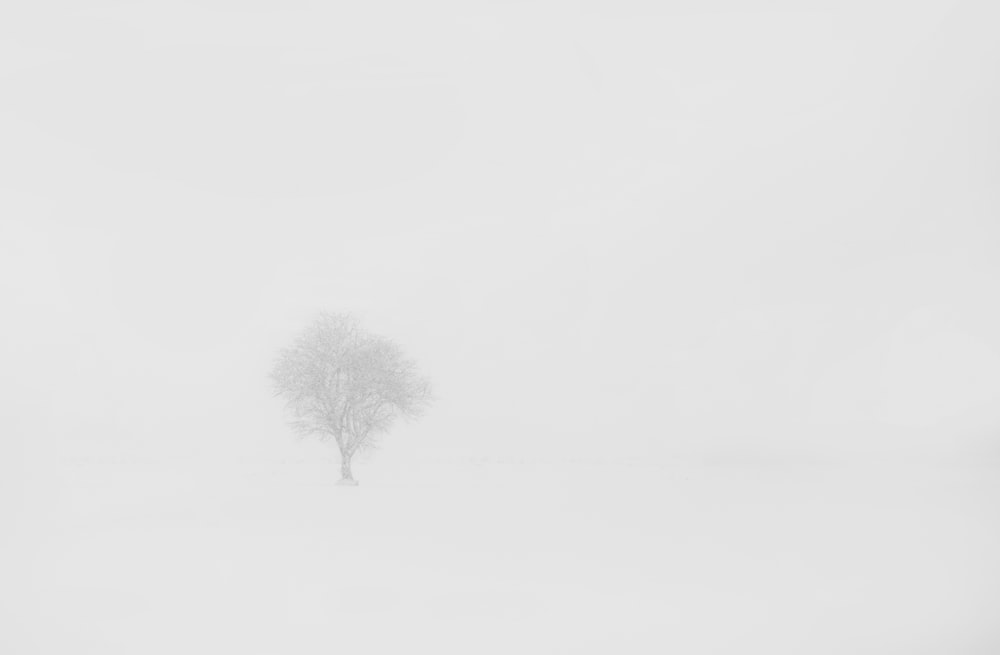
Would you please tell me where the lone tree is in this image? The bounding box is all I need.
[269,312,432,484]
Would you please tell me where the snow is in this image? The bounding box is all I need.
[8,452,999,654]
[4,1,1000,652]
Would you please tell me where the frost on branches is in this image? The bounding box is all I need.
[269,313,432,484]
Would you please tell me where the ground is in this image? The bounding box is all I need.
[7,451,1000,654]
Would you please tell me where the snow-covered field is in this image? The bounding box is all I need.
[9,451,999,654]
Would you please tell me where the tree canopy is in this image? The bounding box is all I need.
[269,313,431,479]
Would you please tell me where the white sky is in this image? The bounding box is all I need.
[3,0,1000,467]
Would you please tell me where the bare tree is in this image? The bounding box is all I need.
[269,313,432,484]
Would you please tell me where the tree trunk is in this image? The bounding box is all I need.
[339,451,356,484]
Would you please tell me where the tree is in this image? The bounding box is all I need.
[269,312,432,484]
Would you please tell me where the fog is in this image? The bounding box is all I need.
[3,1,1000,652]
